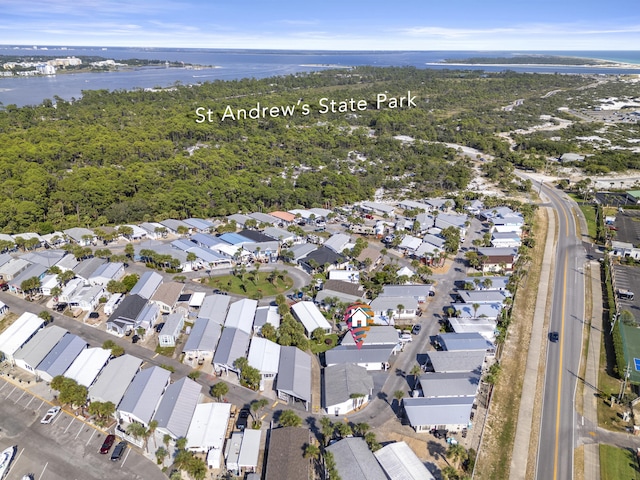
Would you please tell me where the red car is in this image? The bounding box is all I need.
[100,434,116,454]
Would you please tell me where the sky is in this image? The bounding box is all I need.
[2,0,640,51]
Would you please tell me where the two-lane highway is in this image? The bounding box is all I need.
[535,182,587,480]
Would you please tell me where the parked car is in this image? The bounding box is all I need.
[132,335,140,344]
[155,323,165,333]
[0,282,8,291]
[236,409,250,431]
[411,324,422,335]
[110,441,127,461]
[40,406,61,424]
[88,312,99,319]
[55,303,68,312]
[100,434,116,454]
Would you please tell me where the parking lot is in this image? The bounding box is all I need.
[0,376,164,480]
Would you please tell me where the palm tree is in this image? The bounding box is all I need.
[447,443,468,469]
[319,417,334,446]
[278,409,302,427]
[410,364,423,390]
[472,303,480,319]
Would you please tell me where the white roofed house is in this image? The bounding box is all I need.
[68,284,105,311]
[248,211,280,227]
[276,346,312,410]
[88,354,142,406]
[152,377,202,440]
[224,298,258,334]
[35,333,88,383]
[360,201,396,217]
[291,301,331,336]
[72,257,106,284]
[491,231,522,248]
[186,403,232,466]
[160,219,192,235]
[374,441,436,480]
[139,222,166,240]
[63,227,96,246]
[398,234,422,253]
[63,347,111,388]
[121,224,147,240]
[403,396,474,433]
[322,363,373,415]
[252,305,281,335]
[198,294,231,324]
[158,313,185,347]
[117,366,171,428]
[0,312,45,365]
[247,337,281,382]
[183,217,215,233]
[323,233,351,254]
[88,262,125,286]
[134,302,161,334]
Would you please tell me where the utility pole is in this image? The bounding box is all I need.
[619,362,631,401]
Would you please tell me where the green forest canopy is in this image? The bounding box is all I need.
[0,67,592,234]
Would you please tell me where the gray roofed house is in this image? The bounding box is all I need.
[340,325,399,346]
[159,219,191,234]
[198,295,231,324]
[287,243,316,261]
[10,262,48,292]
[324,344,395,370]
[426,350,486,374]
[461,276,510,291]
[277,346,312,410]
[213,328,250,375]
[227,213,252,228]
[248,212,280,226]
[326,437,388,480]
[451,302,503,320]
[436,332,495,353]
[55,254,79,272]
[224,298,257,334]
[360,201,396,216]
[63,227,96,246]
[419,371,481,398]
[13,325,68,374]
[190,233,224,249]
[264,427,311,480]
[88,262,125,286]
[183,317,222,363]
[73,257,107,283]
[435,213,468,230]
[369,295,419,320]
[379,284,432,301]
[88,354,143,405]
[138,222,166,239]
[263,226,297,244]
[0,258,31,281]
[35,334,87,383]
[150,282,184,313]
[20,250,66,268]
[323,363,373,415]
[0,312,45,365]
[374,441,436,480]
[130,272,162,300]
[403,396,475,432]
[183,218,214,232]
[135,302,160,332]
[118,366,171,426]
[152,377,202,440]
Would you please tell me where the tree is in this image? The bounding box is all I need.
[364,431,381,451]
[320,417,334,446]
[393,389,404,407]
[121,274,139,292]
[155,446,168,465]
[20,276,41,296]
[410,363,423,390]
[311,327,326,343]
[334,421,352,438]
[38,310,53,324]
[303,443,320,460]
[57,269,75,286]
[353,422,370,437]
[187,370,201,380]
[447,443,468,469]
[126,421,147,440]
[211,382,229,401]
[102,339,124,357]
[261,323,277,342]
[124,243,135,258]
[233,357,261,391]
[250,398,269,419]
[278,409,302,427]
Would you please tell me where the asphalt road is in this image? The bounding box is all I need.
[535,181,587,480]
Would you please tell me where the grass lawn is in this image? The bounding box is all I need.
[578,204,598,242]
[310,333,339,354]
[598,331,628,432]
[0,312,18,334]
[155,346,176,357]
[600,444,640,480]
[206,271,293,298]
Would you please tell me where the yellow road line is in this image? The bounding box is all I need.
[553,254,568,480]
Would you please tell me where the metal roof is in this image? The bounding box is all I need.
[198,295,231,324]
[458,290,509,304]
[238,429,262,468]
[0,312,44,360]
[88,354,142,405]
[323,233,351,253]
[160,313,184,338]
[374,441,436,480]
[276,346,311,402]
[437,332,494,352]
[326,437,387,480]
[183,317,222,354]
[64,347,111,387]
[118,366,171,425]
[224,298,257,334]
[403,396,474,428]
[183,218,214,231]
[153,377,202,439]
[186,402,232,452]
[72,257,106,280]
[324,344,395,366]
[419,372,481,398]
[219,232,252,245]
[263,227,294,242]
[248,212,280,225]
[89,262,124,282]
[36,334,87,381]
[322,363,373,408]
[379,285,432,298]
[451,303,503,318]
[213,328,250,369]
[291,301,331,334]
[247,337,281,375]
[13,325,67,371]
[253,306,281,330]
[340,326,398,346]
[191,232,224,248]
[426,350,485,373]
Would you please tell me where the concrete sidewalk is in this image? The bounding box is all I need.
[509,202,557,480]
[582,261,603,480]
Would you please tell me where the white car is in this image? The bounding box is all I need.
[40,406,61,424]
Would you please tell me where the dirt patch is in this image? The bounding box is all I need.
[474,207,549,480]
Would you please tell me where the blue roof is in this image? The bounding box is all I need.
[219,232,252,245]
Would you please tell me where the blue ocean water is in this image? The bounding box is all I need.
[1,46,639,107]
